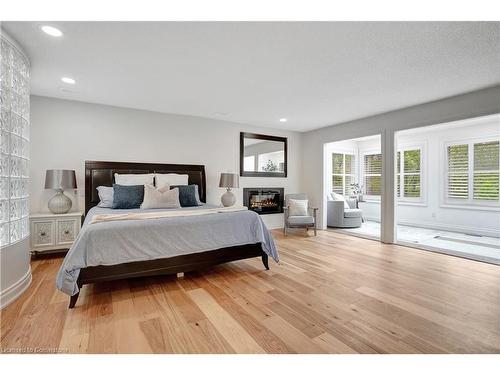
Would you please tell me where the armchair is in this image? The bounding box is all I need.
[326,194,363,228]
[284,193,318,236]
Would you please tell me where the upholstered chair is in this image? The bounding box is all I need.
[283,193,318,236]
[326,193,363,228]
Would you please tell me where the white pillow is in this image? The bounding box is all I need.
[331,192,350,210]
[155,173,189,187]
[96,186,113,208]
[288,199,308,216]
[114,173,155,186]
[140,184,181,209]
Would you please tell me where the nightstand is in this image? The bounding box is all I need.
[29,212,83,256]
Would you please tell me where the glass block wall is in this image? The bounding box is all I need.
[0,34,30,247]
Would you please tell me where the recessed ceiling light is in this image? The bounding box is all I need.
[61,77,76,84]
[279,118,288,123]
[41,25,63,37]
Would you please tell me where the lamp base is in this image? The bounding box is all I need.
[221,188,236,207]
[48,190,72,214]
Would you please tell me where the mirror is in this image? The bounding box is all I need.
[240,132,287,177]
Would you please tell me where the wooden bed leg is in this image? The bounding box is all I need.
[262,254,270,270]
[69,292,79,309]
[69,279,82,309]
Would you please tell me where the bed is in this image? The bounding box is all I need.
[56,160,278,308]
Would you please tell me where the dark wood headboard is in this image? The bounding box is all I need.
[85,160,206,215]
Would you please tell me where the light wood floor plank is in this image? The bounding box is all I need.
[1,229,499,353]
[187,288,265,353]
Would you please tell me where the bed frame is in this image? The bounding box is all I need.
[68,160,269,308]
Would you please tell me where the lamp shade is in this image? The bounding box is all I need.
[219,173,239,188]
[45,169,77,190]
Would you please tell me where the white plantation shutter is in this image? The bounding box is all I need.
[396,148,422,200]
[332,153,344,194]
[364,153,382,196]
[473,141,499,200]
[403,149,421,198]
[345,154,355,195]
[447,144,469,199]
[396,151,401,197]
[331,152,356,196]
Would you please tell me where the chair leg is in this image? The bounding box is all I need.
[284,226,287,236]
[314,226,317,236]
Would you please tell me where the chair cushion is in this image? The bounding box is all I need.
[344,208,362,218]
[288,199,308,216]
[331,192,350,210]
[288,215,315,225]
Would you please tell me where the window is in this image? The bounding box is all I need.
[397,148,422,200]
[364,153,382,196]
[473,141,499,200]
[258,151,285,172]
[447,144,469,199]
[243,156,255,171]
[331,152,355,196]
[446,139,499,204]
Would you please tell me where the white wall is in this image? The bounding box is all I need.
[30,96,302,229]
[303,85,500,231]
[326,120,500,237]
[395,118,499,237]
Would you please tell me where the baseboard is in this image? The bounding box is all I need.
[361,217,498,238]
[397,241,500,266]
[397,220,500,238]
[0,267,32,309]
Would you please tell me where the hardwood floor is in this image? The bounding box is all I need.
[1,229,499,354]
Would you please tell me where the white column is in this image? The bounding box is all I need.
[381,129,396,243]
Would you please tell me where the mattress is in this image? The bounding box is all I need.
[56,204,278,296]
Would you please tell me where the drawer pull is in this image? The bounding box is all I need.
[64,230,70,235]
[40,231,46,236]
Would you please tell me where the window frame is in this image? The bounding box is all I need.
[396,144,425,204]
[331,152,356,196]
[361,149,382,201]
[443,136,500,209]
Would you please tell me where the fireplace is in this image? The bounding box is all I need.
[243,188,284,215]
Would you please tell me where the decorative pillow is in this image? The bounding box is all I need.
[141,184,181,209]
[112,184,145,209]
[170,184,200,207]
[114,173,155,186]
[331,192,350,210]
[96,186,114,208]
[155,173,189,188]
[288,199,308,216]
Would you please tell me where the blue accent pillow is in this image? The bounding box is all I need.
[170,185,201,207]
[112,184,144,209]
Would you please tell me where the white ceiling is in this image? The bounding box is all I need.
[2,22,500,132]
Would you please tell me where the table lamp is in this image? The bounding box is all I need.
[45,169,77,214]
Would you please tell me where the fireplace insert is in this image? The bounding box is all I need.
[243,188,284,215]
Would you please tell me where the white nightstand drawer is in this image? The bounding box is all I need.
[56,219,78,245]
[32,220,55,248]
[29,212,82,253]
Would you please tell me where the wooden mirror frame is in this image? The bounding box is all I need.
[240,132,288,177]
